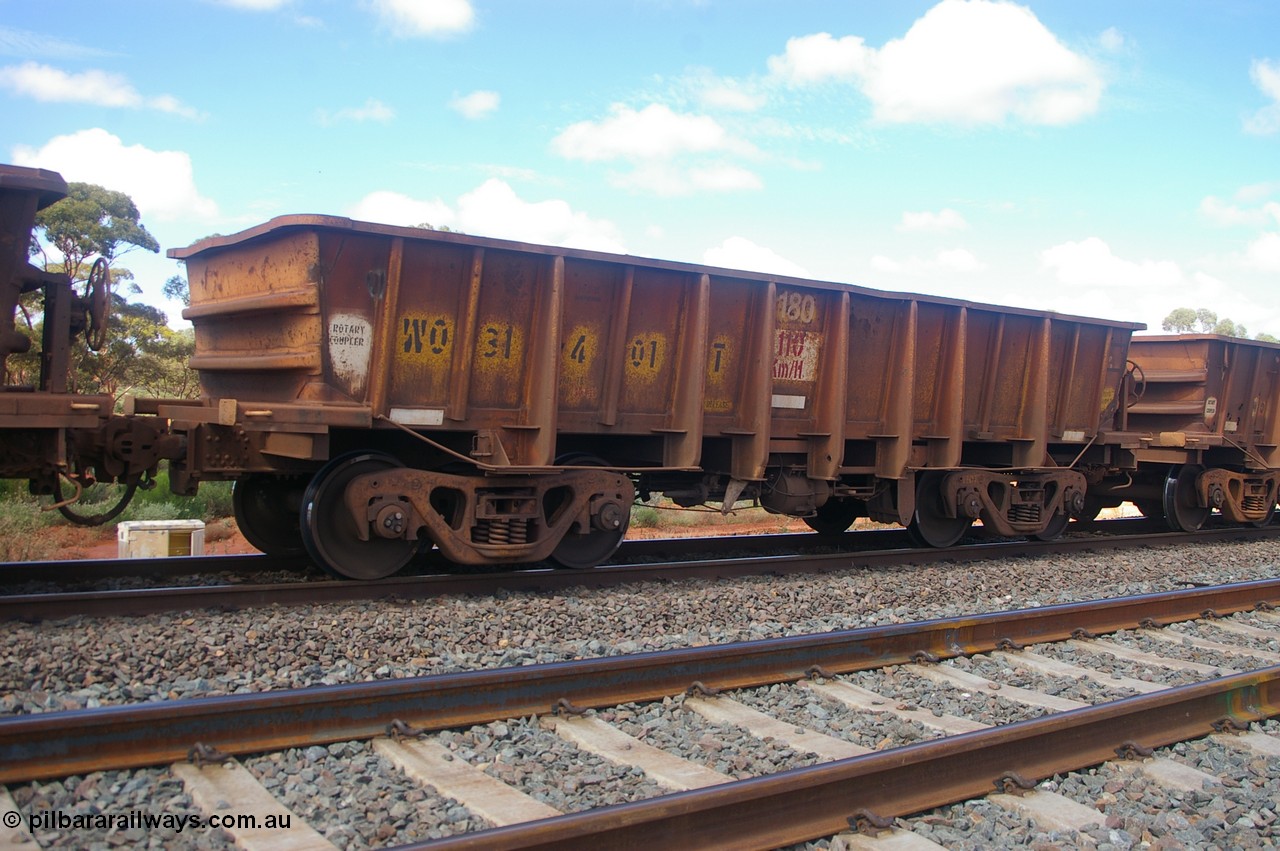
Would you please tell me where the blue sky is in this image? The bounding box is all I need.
[3,0,1278,337]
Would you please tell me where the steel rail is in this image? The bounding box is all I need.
[0,552,308,585]
[0,514,1212,587]
[2,524,1278,621]
[2,577,1278,783]
[401,667,1280,851]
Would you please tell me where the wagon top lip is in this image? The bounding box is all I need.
[1132,332,1280,349]
[0,163,68,210]
[169,212,1147,331]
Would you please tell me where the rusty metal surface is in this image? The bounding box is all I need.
[405,667,1280,850]
[343,466,634,564]
[1,165,67,377]
[165,213,1147,561]
[2,575,1277,783]
[1128,334,1280,464]
[171,216,1142,482]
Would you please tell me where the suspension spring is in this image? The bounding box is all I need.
[1009,503,1041,524]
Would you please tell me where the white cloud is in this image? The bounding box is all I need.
[703,236,809,278]
[349,179,625,253]
[551,103,760,196]
[348,190,454,229]
[0,26,113,60]
[871,248,984,275]
[370,0,474,38]
[1244,232,1280,272]
[1244,58,1280,135]
[0,62,199,117]
[316,98,395,125]
[450,90,499,119]
[1039,237,1181,288]
[898,208,968,232]
[697,80,767,112]
[1098,27,1125,53]
[766,0,1103,126]
[610,162,762,197]
[455,180,624,252]
[1199,195,1280,228]
[10,128,217,222]
[1234,180,1280,204]
[553,103,754,162]
[767,33,871,85]
[211,0,292,9]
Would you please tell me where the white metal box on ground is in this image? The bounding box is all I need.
[117,520,206,558]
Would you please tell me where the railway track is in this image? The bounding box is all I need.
[3,579,1279,849]
[3,523,1279,621]
[0,516,1185,587]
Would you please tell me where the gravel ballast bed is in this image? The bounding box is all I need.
[243,740,478,848]
[3,538,1279,850]
[3,538,1279,716]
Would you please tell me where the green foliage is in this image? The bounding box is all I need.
[630,505,661,528]
[163,274,190,306]
[74,301,198,398]
[10,182,197,400]
[1160,307,1197,333]
[32,182,159,275]
[78,469,233,525]
[0,472,234,561]
[1161,306,1272,341]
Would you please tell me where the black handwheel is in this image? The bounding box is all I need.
[301,451,419,579]
[84,257,111,351]
[233,474,307,556]
[53,475,137,526]
[1162,464,1209,532]
[803,498,861,535]
[549,453,629,569]
[906,470,971,548]
[1125,360,1146,407]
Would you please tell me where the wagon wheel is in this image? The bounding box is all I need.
[1249,502,1277,528]
[1162,464,1209,532]
[233,474,308,557]
[1074,495,1109,523]
[1032,510,1070,541]
[906,471,971,548]
[84,258,111,351]
[803,498,861,535]
[549,453,629,569]
[1133,499,1164,521]
[301,451,420,579]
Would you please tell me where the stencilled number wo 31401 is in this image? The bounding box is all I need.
[402,317,451,355]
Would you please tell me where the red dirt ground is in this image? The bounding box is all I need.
[60,514,813,560]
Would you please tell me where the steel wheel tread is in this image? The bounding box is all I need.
[907,471,972,548]
[233,474,307,557]
[301,451,419,580]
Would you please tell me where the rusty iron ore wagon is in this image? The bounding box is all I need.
[11,163,1276,581]
[1093,334,1280,529]
[144,214,1142,578]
